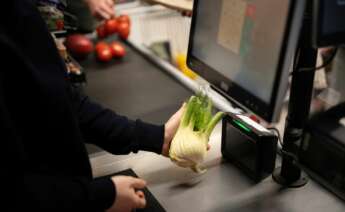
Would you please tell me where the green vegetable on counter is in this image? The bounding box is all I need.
[169,94,225,173]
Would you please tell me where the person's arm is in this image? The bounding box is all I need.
[84,0,115,20]
[71,87,167,154]
[3,170,146,211]
[70,84,184,156]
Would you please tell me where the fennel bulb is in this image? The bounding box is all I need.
[169,94,225,173]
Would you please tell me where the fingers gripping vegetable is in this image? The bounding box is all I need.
[169,94,225,173]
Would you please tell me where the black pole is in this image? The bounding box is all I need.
[273,0,318,187]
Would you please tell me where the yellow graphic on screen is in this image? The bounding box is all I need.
[218,0,247,54]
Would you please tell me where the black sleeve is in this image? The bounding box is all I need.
[71,86,165,155]
[0,33,115,212]
[0,66,114,212]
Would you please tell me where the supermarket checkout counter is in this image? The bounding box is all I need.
[80,39,192,154]
[81,42,345,212]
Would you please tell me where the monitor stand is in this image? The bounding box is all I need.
[272,1,317,187]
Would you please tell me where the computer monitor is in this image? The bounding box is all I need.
[313,0,345,47]
[187,0,306,122]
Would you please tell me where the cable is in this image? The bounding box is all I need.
[290,47,338,75]
[268,127,283,147]
[268,127,302,167]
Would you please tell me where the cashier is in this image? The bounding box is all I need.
[0,1,182,211]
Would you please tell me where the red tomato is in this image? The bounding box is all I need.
[56,19,64,30]
[95,41,108,52]
[117,22,130,40]
[109,41,126,58]
[96,24,107,39]
[96,46,113,62]
[65,34,94,59]
[117,14,131,25]
[105,18,118,35]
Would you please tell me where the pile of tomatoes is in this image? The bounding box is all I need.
[96,14,131,40]
[64,14,131,63]
[94,14,131,62]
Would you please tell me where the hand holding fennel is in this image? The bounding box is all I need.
[167,94,225,173]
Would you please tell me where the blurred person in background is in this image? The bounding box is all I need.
[66,0,115,32]
[36,0,115,32]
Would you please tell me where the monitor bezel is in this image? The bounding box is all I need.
[187,0,305,122]
[313,0,345,47]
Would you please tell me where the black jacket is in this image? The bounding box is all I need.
[0,1,164,211]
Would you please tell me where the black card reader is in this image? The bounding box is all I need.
[221,113,278,182]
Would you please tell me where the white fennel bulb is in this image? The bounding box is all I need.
[169,94,224,173]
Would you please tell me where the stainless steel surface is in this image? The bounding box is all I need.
[90,124,345,212]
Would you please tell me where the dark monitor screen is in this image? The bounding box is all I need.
[187,0,306,122]
[313,0,345,47]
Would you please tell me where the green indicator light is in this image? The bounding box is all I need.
[233,120,251,132]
